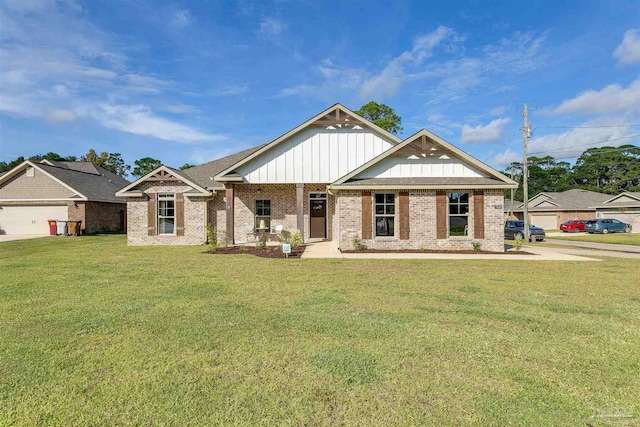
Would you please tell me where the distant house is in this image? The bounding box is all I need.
[504,196,521,220]
[592,192,640,232]
[0,160,129,235]
[117,104,518,252]
[510,189,610,229]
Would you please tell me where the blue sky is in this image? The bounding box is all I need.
[1,0,639,174]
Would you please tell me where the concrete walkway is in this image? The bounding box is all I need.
[545,238,640,254]
[301,240,600,261]
[0,234,49,242]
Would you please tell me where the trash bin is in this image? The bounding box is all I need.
[56,220,68,235]
[47,220,57,235]
[68,221,77,236]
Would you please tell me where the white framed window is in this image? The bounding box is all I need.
[158,193,175,235]
[375,193,395,237]
[448,192,469,236]
[255,199,271,231]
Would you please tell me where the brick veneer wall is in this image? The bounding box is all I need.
[208,184,334,244]
[80,202,126,234]
[338,189,505,252]
[126,182,207,245]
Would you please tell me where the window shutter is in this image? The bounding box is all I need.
[399,192,410,240]
[474,191,484,239]
[436,191,447,239]
[176,193,185,236]
[147,193,157,236]
[361,191,372,239]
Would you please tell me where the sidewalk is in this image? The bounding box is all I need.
[301,240,600,261]
[545,239,640,254]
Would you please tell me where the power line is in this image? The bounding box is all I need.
[528,134,640,156]
[535,124,640,129]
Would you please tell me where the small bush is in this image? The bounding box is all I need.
[289,230,303,248]
[472,241,481,252]
[352,235,367,251]
[418,244,426,252]
[513,239,524,251]
[256,231,267,251]
[206,224,219,252]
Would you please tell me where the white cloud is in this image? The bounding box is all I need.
[44,108,78,123]
[493,149,521,168]
[528,117,637,159]
[172,9,192,29]
[551,79,640,115]
[489,105,508,116]
[259,17,285,36]
[461,117,511,143]
[613,29,640,65]
[89,104,224,143]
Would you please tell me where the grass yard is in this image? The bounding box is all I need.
[549,232,640,246]
[1,235,639,426]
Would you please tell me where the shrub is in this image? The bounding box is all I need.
[418,244,426,252]
[352,235,367,251]
[206,224,218,252]
[256,231,267,251]
[513,239,524,251]
[472,241,482,252]
[289,230,303,248]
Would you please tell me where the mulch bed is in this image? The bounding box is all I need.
[206,245,306,258]
[341,249,535,255]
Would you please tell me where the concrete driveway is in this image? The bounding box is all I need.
[0,234,49,242]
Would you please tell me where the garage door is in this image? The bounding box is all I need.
[0,205,68,235]
[603,211,640,233]
[531,214,557,230]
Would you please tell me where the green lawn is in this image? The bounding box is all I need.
[1,236,639,426]
[549,232,640,246]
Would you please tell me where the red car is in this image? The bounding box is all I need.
[560,220,586,232]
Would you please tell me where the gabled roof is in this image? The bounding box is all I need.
[213,103,402,181]
[513,189,611,212]
[116,166,211,197]
[0,160,130,203]
[330,129,518,189]
[592,191,640,208]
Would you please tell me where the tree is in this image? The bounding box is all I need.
[355,101,403,135]
[504,156,572,200]
[28,152,77,162]
[0,156,25,173]
[133,157,162,178]
[180,163,196,170]
[81,149,131,177]
[572,145,640,194]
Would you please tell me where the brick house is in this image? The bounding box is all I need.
[0,160,129,235]
[117,104,517,252]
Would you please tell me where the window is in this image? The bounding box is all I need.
[255,199,271,231]
[26,167,35,177]
[448,192,469,236]
[375,193,395,236]
[158,193,175,234]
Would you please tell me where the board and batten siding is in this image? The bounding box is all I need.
[236,127,395,183]
[357,155,487,179]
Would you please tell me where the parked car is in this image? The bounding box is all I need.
[560,220,586,233]
[584,219,632,234]
[505,220,546,241]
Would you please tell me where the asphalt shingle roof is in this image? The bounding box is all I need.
[38,162,130,203]
[180,144,266,189]
[515,189,611,211]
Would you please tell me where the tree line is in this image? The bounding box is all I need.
[505,144,640,198]
[0,150,195,178]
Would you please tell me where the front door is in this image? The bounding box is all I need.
[309,199,327,239]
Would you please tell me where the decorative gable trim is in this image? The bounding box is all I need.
[116,165,210,197]
[601,192,640,205]
[213,103,402,182]
[330,129,517,188]
[0,161,88,201]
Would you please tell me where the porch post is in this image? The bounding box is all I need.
[225,183,234,244]
[296,183,304,240]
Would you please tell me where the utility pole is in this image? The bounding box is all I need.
[510,166,514,219]
[522,103,531,241]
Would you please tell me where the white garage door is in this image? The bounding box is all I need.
[0,205,68,235]
[603,211,640,233]
[531,214,557,230]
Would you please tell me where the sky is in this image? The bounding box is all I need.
[1,0,639,175]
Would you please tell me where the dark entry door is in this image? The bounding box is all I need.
[309,199,326,239]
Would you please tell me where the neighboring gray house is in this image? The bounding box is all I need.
[117,104,518,252]
[592,192,640,232]
[510,189,611,229]
[0,160,129,235]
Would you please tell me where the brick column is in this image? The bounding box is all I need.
[296,183,304,240]
[225,183,234,244]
